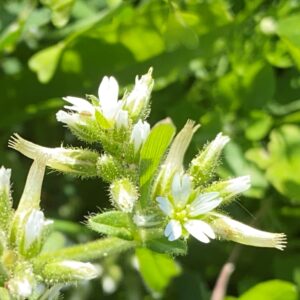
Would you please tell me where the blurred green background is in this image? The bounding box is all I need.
[1,0,300,299]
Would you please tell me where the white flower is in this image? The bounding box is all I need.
[224,175,251,195]
[157,173,222,243]
[130,120,150,153]
[56,97,95,127]
[97,76,129,128]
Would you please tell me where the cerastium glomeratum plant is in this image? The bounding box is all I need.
[0,68,286,299]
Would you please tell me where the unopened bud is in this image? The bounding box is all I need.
[7,267,35,299]
[130,120,150,154]
[0,167,13,231]
[43,260,99,283]
[211,214,287,250]
[9,134,99,177]
[207,175,251,205]
[18,209,53,258]
[110,178,138,213]
[189,132,229,186]
[123,68,154,121]
[96,154,124,182]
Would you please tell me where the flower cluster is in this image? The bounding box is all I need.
[2,68,287,298]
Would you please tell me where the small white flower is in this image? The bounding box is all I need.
[224,175,251,195]
[0,166,11,192]
[98,76,120,120]
[157,173,222,243]
[130,120,150,153]
[56,97,95,127]
[98,76,129,127]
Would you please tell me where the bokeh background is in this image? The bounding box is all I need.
[1,0,300,299]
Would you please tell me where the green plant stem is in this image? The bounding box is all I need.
[34,237,137,271]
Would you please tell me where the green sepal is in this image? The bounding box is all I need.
[86,94,99,106]
[88,211,134,240]
[139,119,176,208]
[145,237,187,256]
[95,110,112,129]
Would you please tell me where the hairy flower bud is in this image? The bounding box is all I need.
[123,68,154,121]
[18,209,53,258]
[206,175,251,205]
[130,120,150,154]
[189,132,230,186]
[96,154,124,182]
[0,167,13,231]
[110,178,138,213]
[43,260,99,283]
[211,214,287,250]
[9,134,100,178]
[7,266,35,299]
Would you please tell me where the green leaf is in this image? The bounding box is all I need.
[28,42,65,83]
[245,111,273,141]
[136,248,181,296]
[239,280,298,300]
[41,0,75,28]
[277,13,300,69]
[266,125,300,202]
[88,211,134,240]
[145,237,187,256]
[139,119,176,207]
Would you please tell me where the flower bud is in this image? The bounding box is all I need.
[110,178,138,213]
[96,154,124,182]
[18,209,53,258]
[56,110,99,143]
[189,132,230,186]
[123,68,154,121]
[7,266,35,299]
[9,134,100,178]
[130,120,150,154]
[0,167,13,231]
[10,160,46,246]
[211,214,287,250]
[206,175,251,205]
[42,260,99,283]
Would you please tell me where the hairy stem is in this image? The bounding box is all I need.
[34,237,137,271]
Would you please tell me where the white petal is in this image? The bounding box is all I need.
[115,109,129,128]
[164,220,182,241]
[184,219,215,243]
[157,196,173,216]
[171,173,191,207]
[98,76,119,105]
[56,110,82,126]
[189,192,222,217]
[63,96,94,114]
[225,175,251,195]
